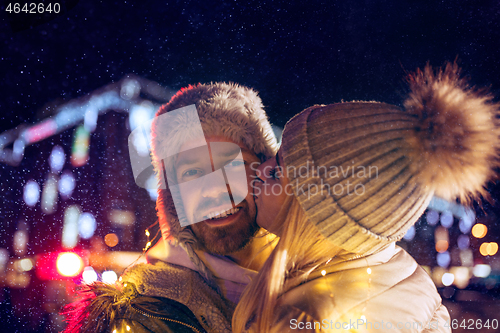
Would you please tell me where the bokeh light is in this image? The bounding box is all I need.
[488,242,498,255]
[71,125,90,167]
[13,230,28,256]
[459,249,474,267]
[56,252,84,277]
[23,180,40,207]
[472,223,487,238]
[82,267,98,284]
[435,240,449,253]
[62,206,81,249]
[426,210,439,226]
[49,145,65,172]
[480,242,498,256]
[41,174,58,214]
[459,216,474,234]
[102,270,118,284]
[78,213,97,239]
[403,225,416,241]
[442,273,454,286]
[19,258,33,272]
[440,211,454,228]
[104,233,119,247]
[146,174,158,201]
[0,248,9,271]
[473,264,491,278]
[436,251,451,268]
[457,234,470,250]
[432,267,446,287]
[58,171,76,199]
[450,267,470,289]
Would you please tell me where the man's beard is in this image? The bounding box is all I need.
[190,213,260,255]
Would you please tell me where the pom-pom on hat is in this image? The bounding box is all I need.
[150,82,278,240]
[280,63,500,255]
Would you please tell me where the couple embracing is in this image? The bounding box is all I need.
[64,63,499,332]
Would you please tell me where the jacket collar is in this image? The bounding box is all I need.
[146,240,257,304]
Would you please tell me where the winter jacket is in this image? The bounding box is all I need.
[254,243,451,333]
[63,261,235,333]
[63,241,257,333]
[82,281,207,333]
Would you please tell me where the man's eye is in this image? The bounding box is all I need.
[228,160,245,168]
[182,169,201,178]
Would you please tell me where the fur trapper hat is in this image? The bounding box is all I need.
[280,63,500,255]
[150,82,278,240]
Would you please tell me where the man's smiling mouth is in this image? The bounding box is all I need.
[204,207,241,220]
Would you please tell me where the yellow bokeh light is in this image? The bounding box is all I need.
[480,243,489,256]
[489,242,498,255]
[435,240,449,253]
[480,242,499,256]
[57,252,84,277]
[450,267,470,289]
[19,258,33,272]
[486,242,498,256]
[472,224,487,238]
[104,233,119,247]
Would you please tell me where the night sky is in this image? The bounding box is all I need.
[2,0,499,132]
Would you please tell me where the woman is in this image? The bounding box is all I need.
[232,63,500,332]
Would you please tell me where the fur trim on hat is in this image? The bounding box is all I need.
[150,82,278,240]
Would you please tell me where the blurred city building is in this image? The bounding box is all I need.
[0,75,171,332]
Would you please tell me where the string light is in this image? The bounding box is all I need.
[143,228,152,251]
[142,223,162,253]
[321,260,334,298]
[360,258,372,322]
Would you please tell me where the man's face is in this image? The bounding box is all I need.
[174,135,261,255]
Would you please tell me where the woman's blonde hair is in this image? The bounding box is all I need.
[232,195,347,332]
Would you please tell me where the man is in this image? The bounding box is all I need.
[63,82,278,333]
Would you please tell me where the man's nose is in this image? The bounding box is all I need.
[200,173,229,198]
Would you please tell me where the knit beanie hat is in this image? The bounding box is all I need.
[150,82,278,241]
[280,63,500,255]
